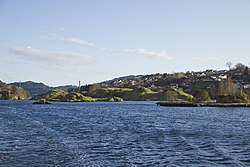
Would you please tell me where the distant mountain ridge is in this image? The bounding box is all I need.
[10,81,77,97]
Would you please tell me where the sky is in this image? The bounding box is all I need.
[0,0,249,86]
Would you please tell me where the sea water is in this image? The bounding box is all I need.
[0,100,250,166]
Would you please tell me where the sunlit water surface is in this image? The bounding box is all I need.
[0,100,250,166]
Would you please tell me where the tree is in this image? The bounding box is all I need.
[88,84,100,92]
[217,79,238,97]
[226,62,233,70]
[234,63,246,72]
[194,90,211,102]
[244,66,249,76]
[164,90,178,100]
[215,79,248,103]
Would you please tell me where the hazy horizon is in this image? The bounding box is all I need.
[1,0,249,86]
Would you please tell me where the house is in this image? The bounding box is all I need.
[170,83,179,88]
[218,74,227,80]
[199,73,206,77]
[130,80,135,86]
[150,84,157,90]
[243,83,250,89]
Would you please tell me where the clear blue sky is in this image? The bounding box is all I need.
[0,0,249,86]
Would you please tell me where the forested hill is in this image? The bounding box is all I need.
[0,80,29,100]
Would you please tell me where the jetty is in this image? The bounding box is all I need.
[156,102,250,107]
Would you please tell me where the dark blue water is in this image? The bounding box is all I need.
[0,100,250,167]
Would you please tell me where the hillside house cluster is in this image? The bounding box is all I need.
[99,68,250,95]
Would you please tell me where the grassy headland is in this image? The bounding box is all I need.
[35,87,193,102]
[35,90,124,102]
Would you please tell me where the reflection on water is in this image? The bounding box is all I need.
[0,100,250,166]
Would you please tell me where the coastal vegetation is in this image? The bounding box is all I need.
[193,90,211,103]
[216,79,249,103]
[84,87,193,101]
[34,90,124,102]
[33,86,193,102]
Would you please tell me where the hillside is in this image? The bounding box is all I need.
[78,63,250,102]
[35,89,124,102]
[83,87,193,101]
[35,87,192,102]
[7,63,250,103]
[0,80,29,100]
[10,81,77,97]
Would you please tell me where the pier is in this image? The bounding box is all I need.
[156,102,250,107]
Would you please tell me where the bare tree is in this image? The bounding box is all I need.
[226,62,233,70]
[226,62,233,95]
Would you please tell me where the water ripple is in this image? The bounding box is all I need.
[0,101,250,166]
